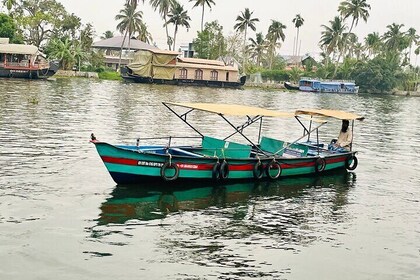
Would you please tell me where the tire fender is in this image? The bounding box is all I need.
[160,162,179,181]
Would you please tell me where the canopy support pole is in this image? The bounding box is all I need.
[163,103,203,137]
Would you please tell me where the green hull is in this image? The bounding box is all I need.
[92,141,357,184]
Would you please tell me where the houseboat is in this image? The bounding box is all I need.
[298,78,359,94]
[121,49,246,88]
[0,38,58,79]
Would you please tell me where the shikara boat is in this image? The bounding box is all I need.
[91,103,364,184]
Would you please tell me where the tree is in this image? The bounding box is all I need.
[149,0,176,50]
[338,0,371,34]
[320,16,347,60]
[353,54,400,93]
[47,37,74,70]
[292,14,304,57]
[115,2,143,69]
[0,12,23,43]
[13,0,74,47]
[248,32,266,67]
[189,0,215,32]
[234,8,259,72]
[80,23,94,50]
[166,2,190,51]
[267,20,286,69]
[382,23,408,52]
[136,22,153,44]
[406,27,419,65]
[364,32,381,57]
[193,20,225,59]
[101,30,114,40]
[2,0,16,12]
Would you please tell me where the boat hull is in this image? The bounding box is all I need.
[121,71,246,89]
[0,61,59,79]
[92,142,356,184]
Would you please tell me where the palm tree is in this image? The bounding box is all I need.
[115,2,144,69]
[267,20,286,69]
[338,0,371,34]
[166,2,191,51]
[292,14,304,57]
[2,0,16,12]
[234,8,259,72]
[137,22,153,44]
[190,0,215,32]
[101,31,114,40]
[382,23,407,51]
[320,16,347,61]
[364,32,381,57]
[406,28,419,65]
[248,32,266,67]
[149,0,176,50]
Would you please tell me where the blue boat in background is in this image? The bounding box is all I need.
[298,78,359,94]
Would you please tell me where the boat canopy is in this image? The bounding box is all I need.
[164,102,294,118]
[0,43,38,55]
[295,109,364,121]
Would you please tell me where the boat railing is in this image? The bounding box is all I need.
[136,136,202,148]
[300,77,356,83]
[4,61,49,69]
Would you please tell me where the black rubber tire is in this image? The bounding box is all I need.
[345,155,358,170]
[212,162,221,180]
[160,162,179,181]
[315,157,326,173]
[219,161,229,180]
[266,161,282,179]
[253,162,264,179]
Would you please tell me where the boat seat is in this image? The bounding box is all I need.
[259,136,285,155]
[201,136,251,158]
[282,143,309,158]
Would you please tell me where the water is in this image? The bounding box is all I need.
[0,78,419,279]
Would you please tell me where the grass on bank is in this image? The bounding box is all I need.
[98,71,122,80]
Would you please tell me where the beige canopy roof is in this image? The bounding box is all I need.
[164,102,294,117]
[295,109,364,120]
[0,43,38,55]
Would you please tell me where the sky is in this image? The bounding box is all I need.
[58,0,420,56]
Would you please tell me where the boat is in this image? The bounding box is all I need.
[284,81,299,91]
[90,102,364,184]
[120,49,246,88]
[298,77,359,94]
[0,38,59,79]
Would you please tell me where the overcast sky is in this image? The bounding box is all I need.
[58,0,420,55]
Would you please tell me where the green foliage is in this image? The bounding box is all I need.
[260,70,290,82]
[0,13,23,43]
[13,0,74,47]
[98,71,123,80]
[193,21,226,59]
[352,55,400,93]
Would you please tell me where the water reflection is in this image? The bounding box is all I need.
[97,171,356,225]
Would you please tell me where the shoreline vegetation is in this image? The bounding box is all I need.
[0,0,419,94]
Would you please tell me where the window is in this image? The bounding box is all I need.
[195,69,203,80]
[210,70,218,81]
[179,68,188,79]
[226,72,229,81]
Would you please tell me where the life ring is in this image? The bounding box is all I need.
[253,161,264,179]
[315,157,326,173]
[345,155,358,170]
[219,161,229,179]
[266,160,282,179]
[160,162,179,181]
[212,162,221,180]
